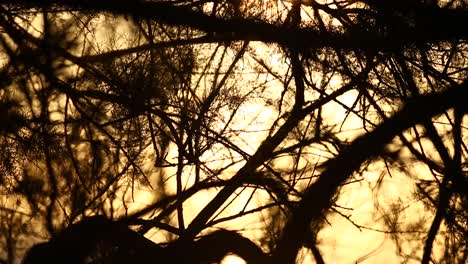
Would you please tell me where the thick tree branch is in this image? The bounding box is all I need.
[170,229,268,263]
[272,80,468,263]
[1,0,467,51]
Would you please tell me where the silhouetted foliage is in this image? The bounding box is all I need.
[0,0,467,263]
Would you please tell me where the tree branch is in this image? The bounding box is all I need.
[1,0,467,51]
[272,80,468,263]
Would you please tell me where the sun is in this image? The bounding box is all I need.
[221,254,247,264]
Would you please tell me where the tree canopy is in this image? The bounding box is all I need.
[0,0,467,263]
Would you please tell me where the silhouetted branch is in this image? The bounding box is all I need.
[273,80,468,263]
[1,0,467,51]
[170,229,269,263]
